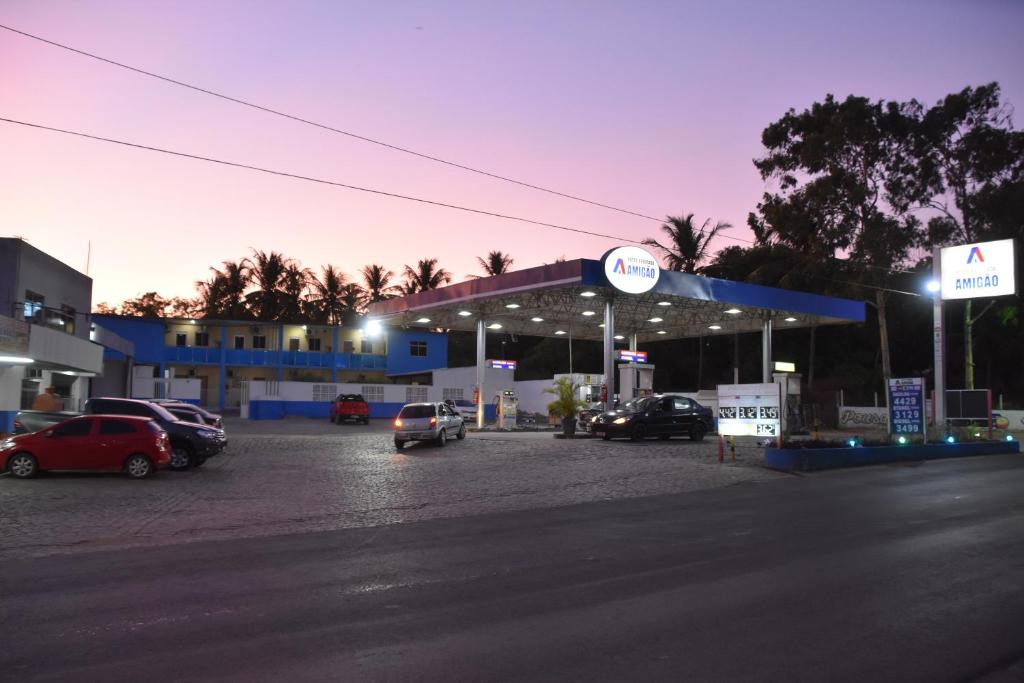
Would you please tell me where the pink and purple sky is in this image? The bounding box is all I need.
[2,0,1022,306]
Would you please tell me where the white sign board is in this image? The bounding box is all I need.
[602,246,660,294]
[716,383,782,438]
[940,239,1016,300]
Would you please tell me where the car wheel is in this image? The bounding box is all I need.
[601,432,611,441]
[690,423,707,442]
[394,438,405,450]
[437,428,447,447]
[169,444,195,470]
[8,452,38,479]
[630,423,648,442]
[125,454,153,479]
[456,424,466,440]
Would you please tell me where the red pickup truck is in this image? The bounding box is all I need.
[330,394,370,425]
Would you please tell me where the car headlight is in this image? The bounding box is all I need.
[613,417,628,425]
[197,430,219,439]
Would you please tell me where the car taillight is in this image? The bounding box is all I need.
[394,419,403,428]
[430,416,437,426]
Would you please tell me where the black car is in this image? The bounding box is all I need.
[591,394,713,442]
[150,400,224,429]
[84,398,226,470]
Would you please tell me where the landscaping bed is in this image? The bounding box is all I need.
[766,439,1020,472]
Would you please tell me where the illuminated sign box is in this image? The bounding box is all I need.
[488,359,517,370]
[773,361,796,373]
[940,239,1016,300]
[617,350,648,363]
[716,383,782,438]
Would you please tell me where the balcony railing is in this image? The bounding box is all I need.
[164,346,386,369]
[11,302,80,336]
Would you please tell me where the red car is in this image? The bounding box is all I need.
[330,394,370,425]
[1,415,171,479]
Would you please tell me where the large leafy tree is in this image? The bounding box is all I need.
[361,264,399,303]
[914,83,1024,388]
[752,94,924,392]
[339,282,367,326]
[642,214,730,274]
[402,258,452,294]
[120,292,172,317]
[474,251,514,277]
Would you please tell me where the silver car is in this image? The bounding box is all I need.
[394,402,466,449]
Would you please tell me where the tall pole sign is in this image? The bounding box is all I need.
[934,238,1017,431]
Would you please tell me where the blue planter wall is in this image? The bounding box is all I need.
[766,441,1020,472]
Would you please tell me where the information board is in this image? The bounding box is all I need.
[617,350,648,363]
[716,383,782,438]
[888,377,925,436]
[488,359,517,370]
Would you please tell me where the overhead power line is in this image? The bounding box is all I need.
[0,22,665,223]
[0,116,649,245]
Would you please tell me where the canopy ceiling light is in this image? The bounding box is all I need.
[785,317,798,322]
[458,310,473,317]
[581,311,596,317]
[554,330,567,335]
[415,317,431,324]
[531,317,544,322]
[725,308,741,314]
[579,291,597,298]
[656,330,667,335]
[708,325,722,330]
[647,317,663,323]
[487,323,503,330]
[657,301,672,306]
[505,303,520,309]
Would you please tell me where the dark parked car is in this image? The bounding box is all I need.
[150,401,224,429]
[590,394,713,442]
[2,415,171,479]
[83,398,226,470]
[12,410,82,435]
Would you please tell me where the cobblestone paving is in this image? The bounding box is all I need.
[0,419,785,560]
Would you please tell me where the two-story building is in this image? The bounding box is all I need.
[92,314,448,410]
[0,238,105,431]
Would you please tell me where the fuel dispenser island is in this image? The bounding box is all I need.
[617,350,654,403]
[772,363,804,434]
[495,390,519,430]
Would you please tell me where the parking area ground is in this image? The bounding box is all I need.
[0,417,783,561]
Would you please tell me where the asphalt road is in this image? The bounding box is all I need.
[2,453,1023,682]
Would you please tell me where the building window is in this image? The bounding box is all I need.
[343,340,354,353]
[362,385,384,403]
[252,335,267,349]
[410,341,427,357]
[234,336,245,350]
[195,332,209,347]
[23,291,44,322]
[288,337,300,352]
[60,305,76,334]
[175,333,187,347]
[360,340,373,354]
[406,386,428,403]
[308,337,321,352]
[442,388,464,401]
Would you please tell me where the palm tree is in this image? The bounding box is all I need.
[361,264,399,303]
[642,214,731,274]
[402,258,452,294]
[311,265,347,325]
[280,263,313,322]
[246,249,290,321]
[474,251,514,277]
[339,283,367,326]
[207,259,250,319]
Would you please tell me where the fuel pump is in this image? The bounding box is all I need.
[495,390,518,430]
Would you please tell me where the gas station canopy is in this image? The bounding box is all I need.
[366,257,865,342]
[368,250,865,424]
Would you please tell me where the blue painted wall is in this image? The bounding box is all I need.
[92,316,167,363]
[0,410,15,434]
[386,330,448,376]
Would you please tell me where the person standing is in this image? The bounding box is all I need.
[31,386,64,412]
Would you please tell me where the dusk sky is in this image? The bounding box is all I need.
[2,0,1022,307]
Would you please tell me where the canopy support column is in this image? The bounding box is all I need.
[476,318,485,429]
[603,301,615,412]
[762,317,773,383]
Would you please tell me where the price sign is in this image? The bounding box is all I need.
[717,383,783,441]
[887,377,925,436]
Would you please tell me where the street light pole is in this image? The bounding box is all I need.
[932,248,945,431]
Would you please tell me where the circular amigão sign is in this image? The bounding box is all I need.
[601,246,661,294]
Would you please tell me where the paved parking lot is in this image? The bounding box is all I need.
[0,417,784,561]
